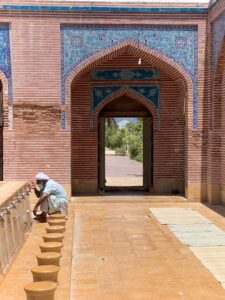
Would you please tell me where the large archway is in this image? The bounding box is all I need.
[69,41,192,195]
[210,37,225,204]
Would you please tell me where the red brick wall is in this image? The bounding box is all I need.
[222,71,225,197]
[0,127,2,181]
[0,83,4,180]
[0,11,208,197]
[208,0,225,203]
[1,17,71,184]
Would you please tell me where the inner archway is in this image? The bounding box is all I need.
[98,95,153,193]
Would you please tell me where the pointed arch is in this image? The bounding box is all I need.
[210,37,225,203]
[66,39,193,126]
[93,86,159,130]
[70,39,190,195]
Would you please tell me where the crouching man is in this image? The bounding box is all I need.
[28,172,68,222]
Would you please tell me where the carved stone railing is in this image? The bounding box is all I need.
[0,181,32,275]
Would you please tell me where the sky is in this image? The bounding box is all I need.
[115,117,137,128]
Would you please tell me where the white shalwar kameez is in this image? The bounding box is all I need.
[40,179,68,216]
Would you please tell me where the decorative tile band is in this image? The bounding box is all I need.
[92,84,160,128]
[213,13,225,70]
[0,5,208,13]
[0,24,12,102]
[61,25,198,128]
[61,110,66,129]
[92,84,159,110]
[91,68,160,80]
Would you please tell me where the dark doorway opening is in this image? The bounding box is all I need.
[98,96,153,193]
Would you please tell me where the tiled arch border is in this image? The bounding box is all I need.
[66,39,194,129]
[92,86,159,130]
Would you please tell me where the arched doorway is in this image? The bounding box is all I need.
[0,80,3,181]
[209,38,225,203]
[98,95,153,193]
[69,41,191,195]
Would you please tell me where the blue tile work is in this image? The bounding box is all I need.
[0,5,208,13]
[213,13,225,70]
[61,110,66,129]
[91,68,160,80]
[0,24,12,101]
[61,25,198,128]
[92,84,159,110]
[92,84,160,127]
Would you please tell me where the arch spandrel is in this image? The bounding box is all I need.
[61,25,196,127]
[92,86,159,130]
[66,39,193,131]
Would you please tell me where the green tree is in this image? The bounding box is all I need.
[105,118,125,150]
[126,118,143,162]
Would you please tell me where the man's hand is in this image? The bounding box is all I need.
[27,181,36,190]
[33,206,38,216]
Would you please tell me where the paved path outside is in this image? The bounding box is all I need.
[105,154,143,186]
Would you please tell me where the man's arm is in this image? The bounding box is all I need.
[33,192,49,215]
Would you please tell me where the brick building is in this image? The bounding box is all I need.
[0,0,225,203]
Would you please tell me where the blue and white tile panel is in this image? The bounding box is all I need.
[61,25,198,128]
[0,24,12,102]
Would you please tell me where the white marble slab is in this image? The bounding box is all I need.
[168,224,225,247]
[149,208,212,225]
[191,246,225,287]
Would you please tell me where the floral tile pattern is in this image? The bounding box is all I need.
[61,25,198,128]
[0,24,12,101]
[91,68,160,80]
[92,84,159,110]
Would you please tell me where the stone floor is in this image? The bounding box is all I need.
[1,196,225,299]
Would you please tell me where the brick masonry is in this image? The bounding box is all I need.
[208,0,225,204]
[0,1,224,201]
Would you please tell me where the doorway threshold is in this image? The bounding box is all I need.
[103,186,148,195]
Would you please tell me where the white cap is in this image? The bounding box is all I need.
[35,172,50,181]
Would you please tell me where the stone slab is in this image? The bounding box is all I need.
[149,208,212,225]
[191,246,225,286]
[168,224,225,247]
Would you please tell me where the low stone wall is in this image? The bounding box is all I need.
[0,181,32,276]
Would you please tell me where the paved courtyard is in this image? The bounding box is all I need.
[1,196,225,299]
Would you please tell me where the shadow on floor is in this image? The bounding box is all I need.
[203,203,225,218]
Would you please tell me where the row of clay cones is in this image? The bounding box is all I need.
[24,212,67,300]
